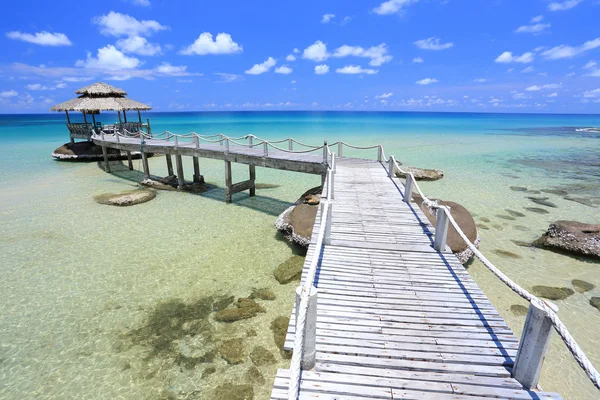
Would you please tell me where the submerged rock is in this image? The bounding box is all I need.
[510,186,528,192]
[564,196,596,208]
[248,288,276,301]
[395,166,444,181]
[496,214,517,221]
[94,189,155,206]
[590,297,600,313]
[533,221,600,258]
[505,209,526,218]
[202,365,216,378]
[214,299,265,322]
[480,217,491,223]
[250,346,276,366]
[532,285,574,301]
[572,279,595,293]
[477,224,490,230]
[493,249,523,259]
[511,240,533,248]
[245,365,265,385]
[542,189,569,196]
[527,196,558,208]
[513,225,530,232]
[275,204,317,247]
[510,304,529,316]
[219,338,246,365]
[271,316,292,359]
[213,384,254,400]
[525,207,550,215]
[273,256,304,284]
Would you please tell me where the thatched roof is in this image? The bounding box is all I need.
[75,82,127,96]
[50,81,151,112]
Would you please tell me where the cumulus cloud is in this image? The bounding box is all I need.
[275,65,293,74]
[26,83,66,90]
[245,57,276,75]
[314,64,329,75]
[155,63,194,76]
[76,45,140,70]
[336,65,378,74]
[373,0,419,15]
[525,83,562,91]
[473,78,487,83]
[416,77,438,85]
[583,88,600,98]
[116,35,161,55]
[332,43,392,66]
[414,37,453,50]
[6,31,72,46]
[286,54,296,62]
[375,92,393,99]
[494,51,534,63]
[522,66,535,73]
[547,92,558,97]
[541,38,600,60]
[321,14,335,23]
[181,32,242,55]
[93,11,167,37]
[63,76,94,82]
[583,60,597,69]
[128,0,151,6]
[0,90,18,97]
[303,40,329,62]
[413,57,423,63]
[548,0,582,11]
[515,16,551,34]
[214,73,243,83]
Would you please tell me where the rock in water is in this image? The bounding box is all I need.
[94,189,155,206]
[219,338,245,364]
[572,279,595,293]
[527,196,558,208]
[213,298,265,322]
[248,288,276,300]
[213,384,254,400]
[250,346,276,366]
[510,304,529,316]
[396,166,444,181]
[271,316,292,359]
[533,221,600,258]
[532,285,574,301]
[275,204,318,247]
[590,297,600,313]
[273,256,304,284]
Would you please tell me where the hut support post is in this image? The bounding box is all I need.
[176,154,185,189]
[249,165,256,197]
[166,154,174,176]
[141,152,150,179]
[123,110,128,123]
[118,111,123,133]
[295,285,318,370]
[102,145,111,172]
[65,110,71,124]
[193,157,200,183]
[137,110,142,123]
[224,161,233,203]
[126,152,133,170]
[66,111,74,143]
[146,119,152,137]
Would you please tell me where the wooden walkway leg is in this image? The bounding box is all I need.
[321,174,326,187]
[101,144,111,172]
[126,151,133,170]
[193,156,201,183]
[249,164,256,197]
[141,152,149,179]
[176,154,185,189]
[224,161,233,203]
[166,154,174,176]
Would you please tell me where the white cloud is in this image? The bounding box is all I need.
[93,12,167,37]
[416,77,438,85]
[590,69,600,77]
[6,31,72,46]
[116,35,161,55]
[286,54,296,62]
[515,22,551,34]
[583,60,597,69]
[494,51,534,63]
[548,0,582,11]
[583,88,600,98]
[541,38,600,60]
[314,64,329,75]
[0,90,18,97]
[275,65,293,74]
[245,57,276,75]
[293,48,300,54]
[332,43,392,66]
[375,92,393,99]
[513,92,531,100]
[373,0,419,15]
[303,40,329,62]
[340,16,353,25]
[413,57,423,63]
[525,83,562,91]
[473,78,487,83]
[181,32,242,55]
[75,45,140,70]
[155,63,193,76]
[547,92,558,97]
[336,65,378,74]
[414,37,453,50]
[531,15,544,23]
[63,76,94,82]
[129,0,151,6]
[214,73,243,83]
[26,83,67,90]
[321,13,335,23]
[521,66,535,73]
[106,75,133,81]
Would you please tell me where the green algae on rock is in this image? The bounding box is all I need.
[250,346,276,366]
[245,365,266,385]
[214,298,265,322]
[273,255,304,284]
[213,383,254,400]
[505,209,526,217]
[270,316,292,359]
[590,297,600,313]
[219,338,246,365]
[493,249,523,259]
[202,365,216,378]
[248,288,276,301]
[525,207,550,214]
[94,189,156,206]
[532,285,575,301]
[572,279,595,293]
[510,304,529,316]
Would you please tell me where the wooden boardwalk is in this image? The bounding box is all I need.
[271,158,561,400]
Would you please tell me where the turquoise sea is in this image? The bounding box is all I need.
[1,111,600,399]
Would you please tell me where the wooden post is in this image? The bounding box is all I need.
[123,110,128,123]
[249,165,256,197]
[101,144,110,172]
[513,299,557,389]
[174,135,179,147]
[118,111,122,132]
[65,110,71,124]
[324,201,333,245]
[126,151,133,170]
[323,140,328,163]
[141,152,150,179]
[176,154,184,189]
[248,135,253,147]
[433,207,450,251]
[224,160,232,203]
[337,142,343,157]
[194,135,199,149]
[295,285,318,370]
[91,113,97,133]
[225,138,230,152]
[321,174,326,187]
[193,157,200,183]
[289,138,293,151]
[388,156,396,178]
[377,145,383,162]
[137,110,142,123]
[263,142,268,157]
[146,118,152,137]
[404,174,414,203]
[82,111,88,125]
[166,154,174,176]
[219,134,224,146]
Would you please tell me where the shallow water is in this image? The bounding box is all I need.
[1,112,600,399]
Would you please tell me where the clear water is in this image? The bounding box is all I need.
[1,112,599,399]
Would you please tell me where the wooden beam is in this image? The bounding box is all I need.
[166,154,174,176]
[230,179,255,194]
[82,111,88,125]
[118,111,123,132]
[249,164,256,197]
[65,110,71,124]
[126,151,133,170]
[123,110,127,123]
[193,156,200,183]
[101,145,110,172]
[138,109,142,123]
[141,152,150,179]
[176,154,184,189]
[224,160,232,203]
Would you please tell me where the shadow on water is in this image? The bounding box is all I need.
[97,160,293,217]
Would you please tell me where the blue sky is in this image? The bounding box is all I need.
[1,0,600,113]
